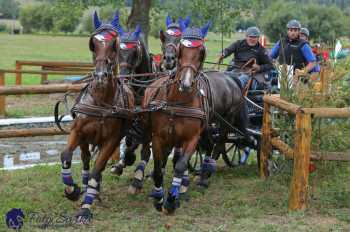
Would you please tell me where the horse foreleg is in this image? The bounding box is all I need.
[61,128,81,201]
[149,136,166,211]
[164,136,200,214]
[110,138,126,176]
[77,138,120,224]
[128,142,151,195]
[80,143,91,193]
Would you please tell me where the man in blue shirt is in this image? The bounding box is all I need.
[270,20,319,73]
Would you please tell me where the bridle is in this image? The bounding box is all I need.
[119,41,143,72]
[89,26,120,78]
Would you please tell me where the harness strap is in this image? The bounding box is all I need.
[149,100,206,120]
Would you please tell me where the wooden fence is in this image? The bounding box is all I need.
[15,60,93,85]
[260,94,350,211]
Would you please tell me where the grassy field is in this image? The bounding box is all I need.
[0,158,349,231]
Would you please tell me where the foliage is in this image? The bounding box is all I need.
[260,1,350,42]
[260,1,304,42]
[19,3,54,33]
[51,0,84,33]
[0,0,19,18]
[75,5,129,34]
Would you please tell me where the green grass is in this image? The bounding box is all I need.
[0,159,349,231]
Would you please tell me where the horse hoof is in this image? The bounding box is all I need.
[110,164,124,176]
[128,185,140,195]
[163,196,179,215]
[75,208,93,225]
[196,178,209,188]
[179,192,190,202]
[64,184,81,201]
[124,152,136,166]
[153,199,164,212]
[131,178,143,189]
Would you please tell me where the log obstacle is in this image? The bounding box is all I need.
[0,68,88,116]
[260,94,350,211]
[15,60,93,84]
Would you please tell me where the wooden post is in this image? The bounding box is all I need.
[15,61,22,85]
[41,66,48,84]
[0,72,5,117]
[288,112,311,210]
[260,102,271,179]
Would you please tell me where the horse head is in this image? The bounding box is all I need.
[89,10,120,88]
[117,25,146,75]
[159,15,191,70]
[177,22,211,93]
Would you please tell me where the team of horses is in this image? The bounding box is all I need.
[58,11,253,223]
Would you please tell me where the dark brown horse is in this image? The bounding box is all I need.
[107,25,154,191]
[143,24,250,213]
[59,11,134,223]
[160,15,191,70]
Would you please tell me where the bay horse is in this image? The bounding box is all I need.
[59,11,134,223]
[143,24,251,213]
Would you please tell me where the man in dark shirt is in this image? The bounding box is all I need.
[217,26,273,90]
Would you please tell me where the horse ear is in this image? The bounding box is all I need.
[111,10,119,28]
[166,15,172,27]
[179,20,187,32]
[183,15,191,27]
[93,11,102,30]
[201,21,211,38]
[133,25,142,39]
[117,25,124,36]
[160,29,165,43]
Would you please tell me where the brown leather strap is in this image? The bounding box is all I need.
[149,100,206,120]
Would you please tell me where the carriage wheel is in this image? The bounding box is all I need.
[187,150,203,174]
[221,143,241,167]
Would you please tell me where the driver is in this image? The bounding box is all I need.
[217,26,273,90]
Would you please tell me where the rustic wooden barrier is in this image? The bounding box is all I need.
[0,69,88,117]
[15,60,93,84]
[260,94,350,211]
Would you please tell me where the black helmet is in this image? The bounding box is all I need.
[287,19,301,29]
[300,27,310,37]
[246,26,261,37]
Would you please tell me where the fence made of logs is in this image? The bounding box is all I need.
[260,94,350,211]
[0,60,92,138]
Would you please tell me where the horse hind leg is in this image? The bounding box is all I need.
[128,142,151,195]
[80,143,91,194]
[61,129,81,201]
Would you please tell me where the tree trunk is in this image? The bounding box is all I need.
[127,0,152,47]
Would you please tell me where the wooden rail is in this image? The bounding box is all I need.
[15,60,93,84]
[0,68,89,116]
[260,94,350,211]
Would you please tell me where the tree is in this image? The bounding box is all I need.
[127,0,152,46]
[51,0,84,33]
[260,1,304,42]
[303,4,349,42]
[0,0,19,19]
